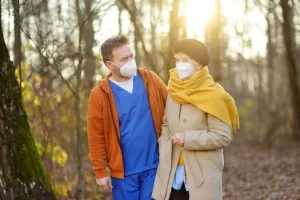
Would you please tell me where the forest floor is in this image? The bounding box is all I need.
[223,136,300,200]
[95,136,300,200]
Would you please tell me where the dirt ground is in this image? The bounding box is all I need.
[223,137,300,200]
[96,136,300,200]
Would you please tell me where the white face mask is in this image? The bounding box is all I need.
[176,62,195,80]
[110,59,137,78]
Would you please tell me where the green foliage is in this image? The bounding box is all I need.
[14,61,29,82]
[52,182,69,197]
[238,99,254,119]
[35,143,68,167]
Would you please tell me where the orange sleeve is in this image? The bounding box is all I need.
[151,71,168,104]
[87,87,109,178]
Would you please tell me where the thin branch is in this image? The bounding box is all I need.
[118,0,156,70]
[22,27,76,95]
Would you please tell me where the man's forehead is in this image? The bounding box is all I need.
[112,45,132,58]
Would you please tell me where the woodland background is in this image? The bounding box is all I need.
[0,0,300,199]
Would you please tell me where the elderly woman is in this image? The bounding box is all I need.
[152,39,239,200]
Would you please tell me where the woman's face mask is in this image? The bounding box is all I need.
[176,62,195,80]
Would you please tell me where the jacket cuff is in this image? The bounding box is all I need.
[95,168,109,179]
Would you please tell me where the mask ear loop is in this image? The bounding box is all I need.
[107,61,123,76]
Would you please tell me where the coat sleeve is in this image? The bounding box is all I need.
[183,114,231,151]
[87,88,109,178]
[157,99,173,163]
[157,105,171,145]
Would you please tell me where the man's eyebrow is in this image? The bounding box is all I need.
[121,54,134,60]
[120,56,129,60]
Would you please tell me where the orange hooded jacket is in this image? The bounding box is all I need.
[87,68,168,179]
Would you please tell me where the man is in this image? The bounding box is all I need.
[87,36,168,200]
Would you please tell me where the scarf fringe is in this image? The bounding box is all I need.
[232,114,240,133]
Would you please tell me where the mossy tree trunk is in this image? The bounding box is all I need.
[0,19,55,200]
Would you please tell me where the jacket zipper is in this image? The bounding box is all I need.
[108,96,121,146]
[102,88,125,179]
[101,87,121,146]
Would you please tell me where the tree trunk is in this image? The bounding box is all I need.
[0,0,2,22]
[264,0,277,142]
[12,0,22,68]
[0,20,55,200]
[168,0,180,71]
[118,0,155,71]
[266,2,274,103]
[280,0,300,138]
[118,6,123,35]
[75,0,85,199]
[75,64,84,200]
[83,0,96,95]
[134,29,141,67]
[205,0,222,82]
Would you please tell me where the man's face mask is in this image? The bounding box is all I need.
[109,59,137,78]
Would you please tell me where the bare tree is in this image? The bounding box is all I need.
[118,0,157,71]
[205,0,223,82]
[82,0,96,94]
[167,0,183,71]
[266,0,275,103]
[12,0,23,85]
[280,0,300,139]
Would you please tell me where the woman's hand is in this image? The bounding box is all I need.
[172,133,184,145]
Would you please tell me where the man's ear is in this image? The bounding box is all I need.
[105,61,112,70]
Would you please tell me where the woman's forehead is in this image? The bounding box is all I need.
[174,52,191,59]
[174,53,199,65]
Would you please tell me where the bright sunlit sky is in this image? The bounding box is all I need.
[186,0,267,58]
[97,0,267,59]
[2,0,267,61]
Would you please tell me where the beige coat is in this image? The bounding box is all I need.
[152,96,231,200]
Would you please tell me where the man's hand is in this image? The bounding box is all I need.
[172,133,184,145]
[96,176,113,192]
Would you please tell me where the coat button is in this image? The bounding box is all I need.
[183,119,186,123]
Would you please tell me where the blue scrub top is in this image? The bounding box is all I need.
[109,72,159,175]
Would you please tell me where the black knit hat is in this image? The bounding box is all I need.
[174,38,210,66]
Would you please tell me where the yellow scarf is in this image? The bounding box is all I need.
[168,67,239,133]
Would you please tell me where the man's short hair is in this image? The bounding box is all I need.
[101,36,129,63]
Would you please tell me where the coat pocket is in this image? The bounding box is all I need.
[188,151,205,187]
